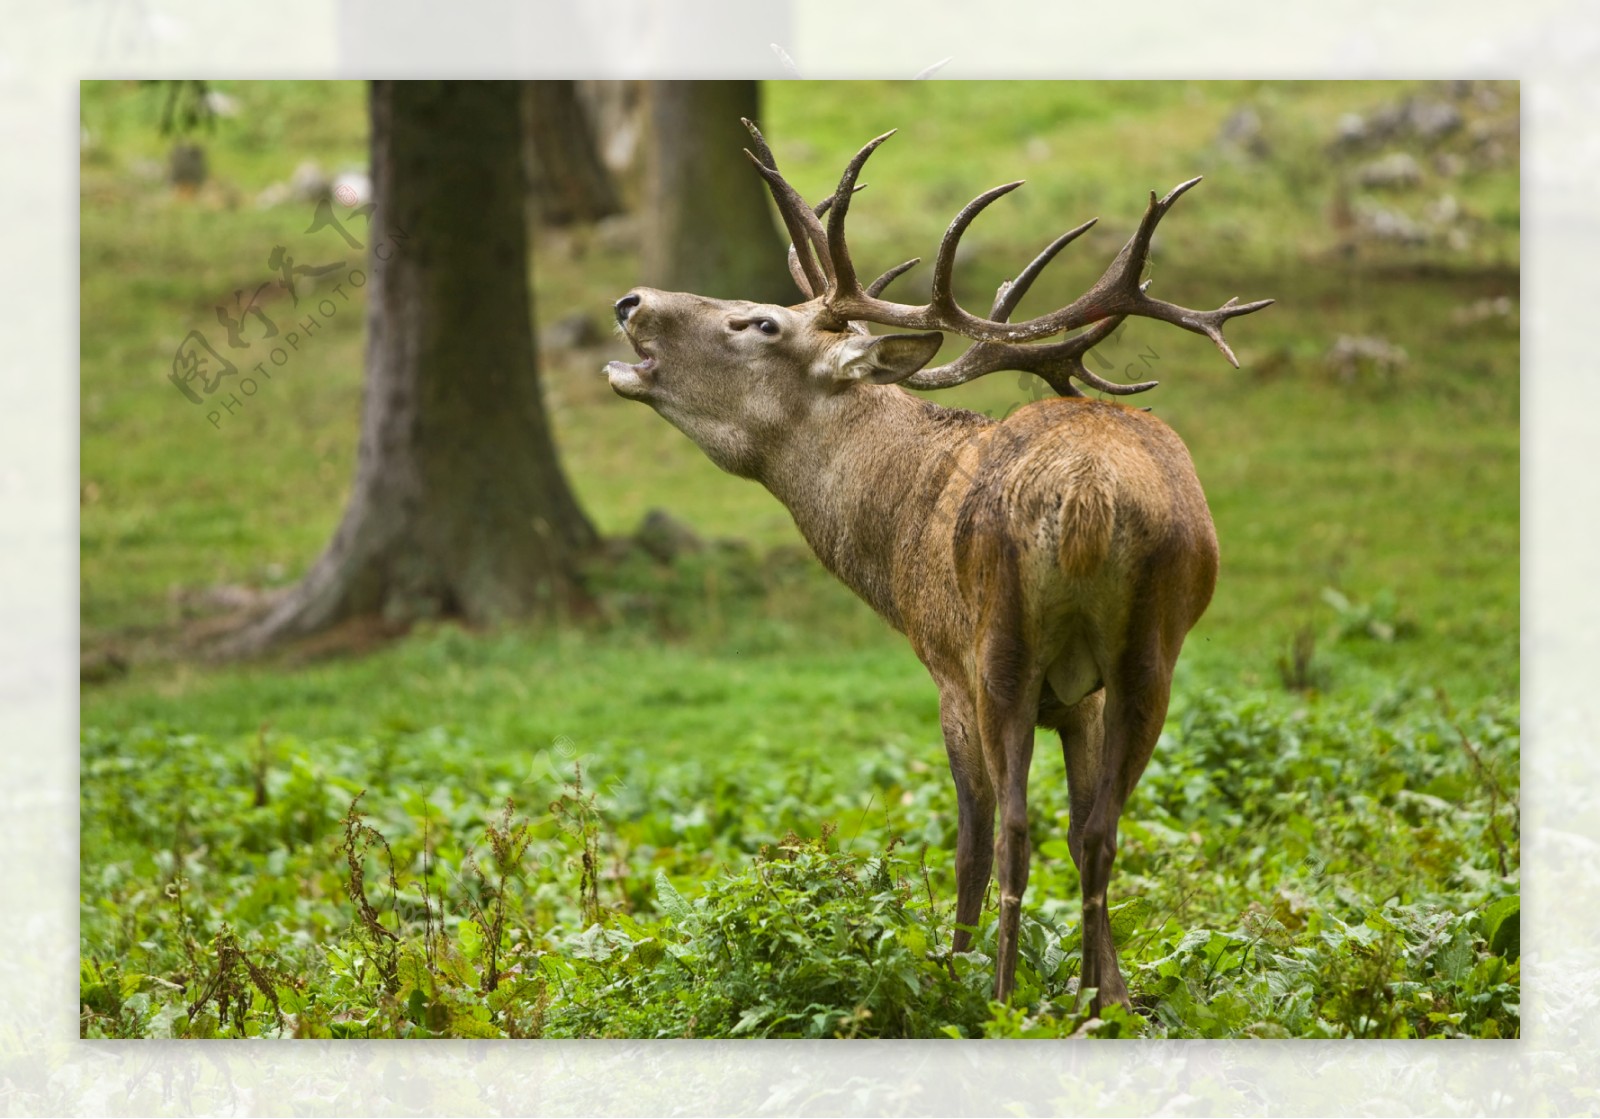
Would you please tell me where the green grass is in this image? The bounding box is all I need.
[79,80,1519,1039]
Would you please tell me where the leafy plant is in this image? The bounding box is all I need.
[80,685,1519,1039]
[1322,586,1417,644]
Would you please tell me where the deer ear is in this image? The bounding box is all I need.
[834,331,944,384]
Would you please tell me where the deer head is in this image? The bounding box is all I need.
[609,289,941,478]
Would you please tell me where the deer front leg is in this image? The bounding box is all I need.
[938,685,993,958]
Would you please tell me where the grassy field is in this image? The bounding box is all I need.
[79,80,1520,1039]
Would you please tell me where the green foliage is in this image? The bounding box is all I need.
[544,835,992,1039]
[1322,586,1417,645]
[80,688,1518,1039]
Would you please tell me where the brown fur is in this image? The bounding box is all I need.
[610,289,1218,1011]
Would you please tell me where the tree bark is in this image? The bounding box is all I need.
[643,81,795,305]
[522,80,622,228]
[226,81,597,655]
[577,80,646,208]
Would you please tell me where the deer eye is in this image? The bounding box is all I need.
[754,317,780,336]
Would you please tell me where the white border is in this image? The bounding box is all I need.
[9,0,1591,1113]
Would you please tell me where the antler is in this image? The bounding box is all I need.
[741,119,1274,397]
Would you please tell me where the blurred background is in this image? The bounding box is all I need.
[80,79,1518,697]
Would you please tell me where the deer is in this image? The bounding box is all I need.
[605,120,1272,1013]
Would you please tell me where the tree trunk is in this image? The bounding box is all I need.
[643,81,795,305]
[522,80,622,228]
[226,81,597,655]
[578,80,646,206]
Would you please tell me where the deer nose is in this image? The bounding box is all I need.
[614,293,642,326]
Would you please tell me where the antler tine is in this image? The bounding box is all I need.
[784,186,870,299]
[742,116,779,171]
[820,176,1041,336]
[1044,176,1273,364]
[990,217,1099,322]
[904,313,1159,399]
[1164,296,1278,367]
[747,150,829,295]
[929,180,1024,316]
[741,118,833,296]
[1121,177,1205,285]
[1107,286,1276,369]
[867,257,920,298]
[785,245,816,299]
[824,129,897,296]
[1019,315,1138,397]
[812,183,866,220]
[974,176,1209,343]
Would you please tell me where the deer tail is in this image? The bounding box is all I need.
[1057,476,1116,580]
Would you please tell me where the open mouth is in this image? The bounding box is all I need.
[605,329,658,396]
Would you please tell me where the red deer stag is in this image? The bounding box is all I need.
[606,120,1271,1011]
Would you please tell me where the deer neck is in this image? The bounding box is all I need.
[759,386,992,631]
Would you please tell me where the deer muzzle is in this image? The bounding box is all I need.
[606,290,658,399]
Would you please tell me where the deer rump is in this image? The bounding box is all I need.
[932,396,1218,728]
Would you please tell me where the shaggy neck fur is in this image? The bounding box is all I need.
[758,386,992,631]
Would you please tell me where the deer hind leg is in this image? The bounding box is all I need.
[974,623,1043,1004]
[937,685,993,958]
[1058,687,1106,874]
[1076,644,1174,1014]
